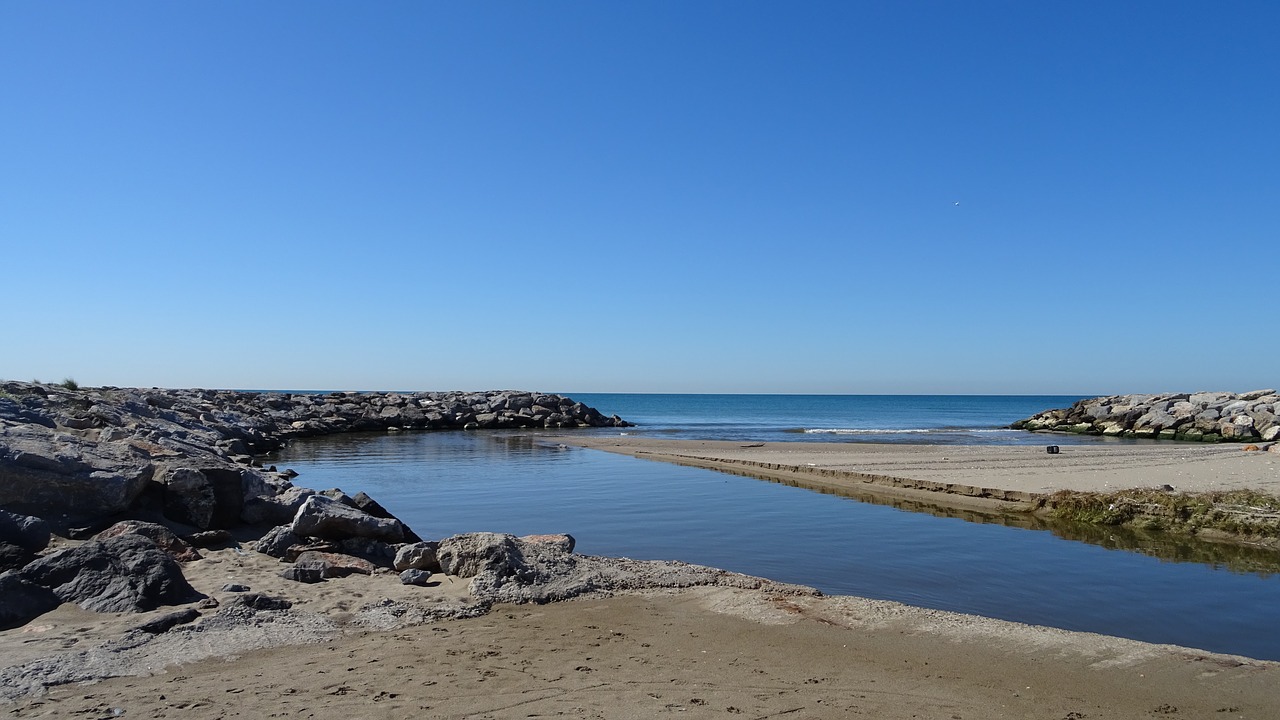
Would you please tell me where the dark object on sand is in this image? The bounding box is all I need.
[1046,445,1060,454]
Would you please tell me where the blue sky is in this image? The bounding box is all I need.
[3,2,1276,394]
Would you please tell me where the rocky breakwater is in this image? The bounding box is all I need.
[0,380,631,637]
[1012,390,1280,443]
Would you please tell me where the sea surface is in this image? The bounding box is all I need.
[267,394,1280,660]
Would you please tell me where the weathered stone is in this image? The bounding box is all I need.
[93,520,201,562]
[132,607,200,634]
[0,509,51,552]
[290,495,407,543]
[0,542,35,572]
[0,570,62,630]
[520,533,576,554]
[436,532,525,579]
[393,541,441,572]
[184,529,232,548]
[400,568,432,586]
[19,534,198,613]
[254,525,303,559]
[280,563,326,583]
[293,550,375,578]
[232,592,292,610]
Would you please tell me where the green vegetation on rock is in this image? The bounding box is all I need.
[1045,488,1280,541]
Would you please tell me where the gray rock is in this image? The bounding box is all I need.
[393,541,441,572]
[0,570,62,630]
[254,525,303,559]
[0,509,51,552]
[221,583,250,592]
[131,607,200,634]
[399,568,432,586]
[0,542,35,572]
[290,495,407,543]
[436,532,526,579]
[93,520,201,562]
[280,562,326,583]
[232,592,293,611]
[19,534,198,613]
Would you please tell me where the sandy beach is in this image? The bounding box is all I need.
[5,539,1279,719]
[552,436,1280,512]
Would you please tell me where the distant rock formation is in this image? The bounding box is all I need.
[1012,390,1279,442]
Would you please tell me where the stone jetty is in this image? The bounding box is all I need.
[0,381,631,631]
[1012,389,1279,442]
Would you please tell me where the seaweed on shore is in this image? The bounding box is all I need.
[1045,488,1280,542]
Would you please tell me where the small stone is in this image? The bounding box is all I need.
[280,562,326,584]
[221,583,250,592]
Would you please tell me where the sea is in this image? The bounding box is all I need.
[266,394,1280,660]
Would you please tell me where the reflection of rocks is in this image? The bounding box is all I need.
[1014,390,1279,442]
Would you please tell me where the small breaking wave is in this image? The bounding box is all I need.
[797,427,1022,435]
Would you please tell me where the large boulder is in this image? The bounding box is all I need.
[0,426,154,518]
[0,509,51,552]
[0,571,62,630]
[19,534,198,613]
[290,495,408,543]
[162,466,245,530]
[93,520,201,562]
[436,532,526,579]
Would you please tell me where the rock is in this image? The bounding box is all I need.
[400,568,432,586]
[19,534,198,613]
[254,525,304,559]
[0,426,153,518]
[0,570,62,630]
[93,520,201,562]
[163,466,244,530]
[293,550,375,577]
[132,607,200,634]
[436,532,526,579]
[520,533,576,553]
[221,583,250,592]
[290,495,408,543]
[0,542,35,572]
[0,509,51,552]
[1240,389,1277,401]
[232,592,292,611]
[184,529,232,548]
[280,562,326,583]
[241,485,315,526]
[394,541,441,572]
[1264,426,1280,442]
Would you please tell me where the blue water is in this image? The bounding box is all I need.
[569,393,1112,444]
[267,394,1280,660]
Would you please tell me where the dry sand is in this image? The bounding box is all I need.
[6,438,1280,717]
[552,436,1280,512]
[5,544,1279,719]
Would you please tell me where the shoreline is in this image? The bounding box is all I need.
[550,435,1280,545]
[5,543,1279,718]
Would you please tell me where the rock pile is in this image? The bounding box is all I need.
[0,382,629,526]
[1012,390,1280,442]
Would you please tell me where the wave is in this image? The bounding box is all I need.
[796,427,1023,435]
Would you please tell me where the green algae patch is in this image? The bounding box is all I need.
[1044,488,1280,543]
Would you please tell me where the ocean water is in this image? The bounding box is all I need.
[266,394,1280,660]
[568,393,1109,444]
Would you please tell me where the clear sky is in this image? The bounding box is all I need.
[2,2,1276,395]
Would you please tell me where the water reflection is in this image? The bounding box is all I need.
[266,429,1280,659]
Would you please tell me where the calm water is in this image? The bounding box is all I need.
[569,393,1115,444]
[267,394,1280,660]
